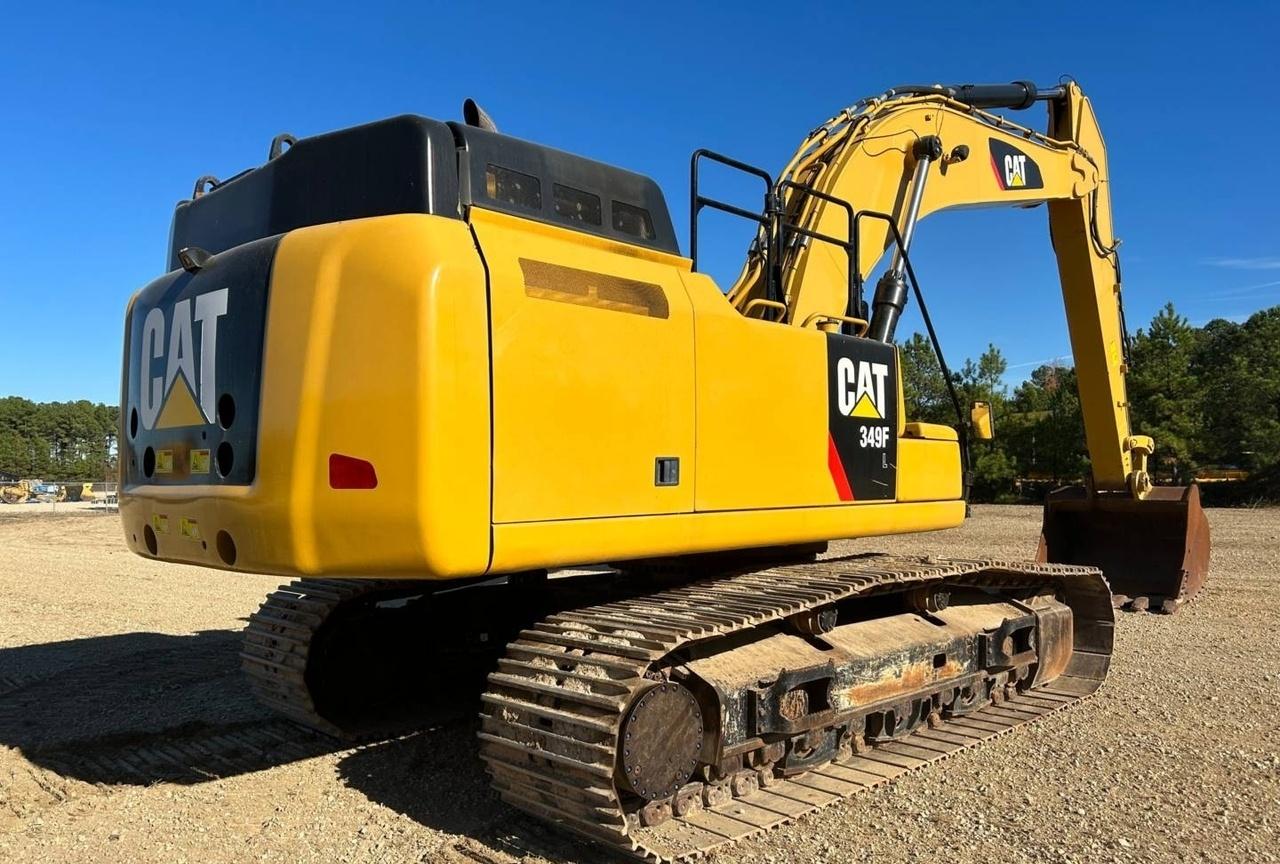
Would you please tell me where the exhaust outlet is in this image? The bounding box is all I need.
[462,98,499,132]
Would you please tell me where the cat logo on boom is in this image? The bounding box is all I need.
[1004,153,1027,187]
[137,288,229,431]
[988,138,1044,191]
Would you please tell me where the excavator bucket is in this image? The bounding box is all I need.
[1036,484,1210,613]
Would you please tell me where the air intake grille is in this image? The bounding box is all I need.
[519,259,669,319]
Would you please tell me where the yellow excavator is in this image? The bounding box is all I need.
[119,80,1209,860]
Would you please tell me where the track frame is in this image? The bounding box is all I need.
[478,554,1112,862]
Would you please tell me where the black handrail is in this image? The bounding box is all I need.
[776,180,859,322]
[690,149,780,310]
[689,150,864,325]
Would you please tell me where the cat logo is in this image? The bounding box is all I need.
[137,288,229,431]
[824,335,897,502]
[835,358,890,420]
[988,138,1044,191]
[1004,153,1028,187]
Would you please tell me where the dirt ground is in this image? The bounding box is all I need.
[0,505,1276,864]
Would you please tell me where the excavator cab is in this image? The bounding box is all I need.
[1038,484,1210,613]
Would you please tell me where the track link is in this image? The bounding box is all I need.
[240,579,413,739]
[478,554,1113,862]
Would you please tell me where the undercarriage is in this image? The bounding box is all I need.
[241,553,1112,862]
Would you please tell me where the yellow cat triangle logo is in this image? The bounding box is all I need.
[155,374,205,429]
[849,392,882,419]
[1009,168,1025,187]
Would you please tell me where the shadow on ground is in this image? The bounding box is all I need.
[0,629,348,785]
[0,571,642,861]
[337,730,614,864]
[0,626,602,864]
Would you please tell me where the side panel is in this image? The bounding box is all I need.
[471,209,696,523]
[271,217,491,575]
[488,270,965,572]
[897,438,962,502]
[688,284,831,510]
[120,214,492,578]
[687,274,905,510]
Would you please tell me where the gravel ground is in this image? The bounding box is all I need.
[0,505,1276,863]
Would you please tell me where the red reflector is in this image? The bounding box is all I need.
[328,453,378,489]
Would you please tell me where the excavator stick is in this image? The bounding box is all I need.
[1036,484,1210,613]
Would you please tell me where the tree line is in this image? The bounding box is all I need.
[0,398,119,481]
[902,303,1280,502]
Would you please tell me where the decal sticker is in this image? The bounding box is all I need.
[126,238,273,488]
[826,334,897,501]
[988,139,1044,191]
[154,450,173,474]
[151,514,169,534]
[137,288,229,431]
[179,518,201,541]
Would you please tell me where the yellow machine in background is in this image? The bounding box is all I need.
[118,80,1207,861]
[1,480,65,504]
[1,481,31,505]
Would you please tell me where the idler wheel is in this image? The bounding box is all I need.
[619,681,703,801]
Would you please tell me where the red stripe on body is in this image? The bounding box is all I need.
[989,153,1005,189]
[827,433,855,501]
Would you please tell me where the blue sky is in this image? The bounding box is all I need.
[2,1,1277,403]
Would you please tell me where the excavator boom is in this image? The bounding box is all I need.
[725,80,1209,610]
